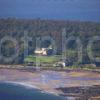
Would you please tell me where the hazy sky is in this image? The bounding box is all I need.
[0,0,100,21]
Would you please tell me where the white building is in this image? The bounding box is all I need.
[34,48,47,55]
[34,45,53,56]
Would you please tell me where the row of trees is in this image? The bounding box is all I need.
[0,18,100,65]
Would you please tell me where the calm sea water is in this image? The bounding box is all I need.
[0,0,100,22]
[0,82,66,100]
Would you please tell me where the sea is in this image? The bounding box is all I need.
[0,82,66,100]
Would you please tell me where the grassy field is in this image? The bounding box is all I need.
[24,55,60,63]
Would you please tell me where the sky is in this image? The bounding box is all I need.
[0,0,100,22]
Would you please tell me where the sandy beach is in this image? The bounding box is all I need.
[0,67,100,99]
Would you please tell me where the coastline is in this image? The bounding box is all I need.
[2,81,59,95]
[0,68,100,99]
[3,81,40,89]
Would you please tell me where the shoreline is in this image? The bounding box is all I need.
[0,68,100,99]
[0,81,60,97]
[3,81,40,89]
